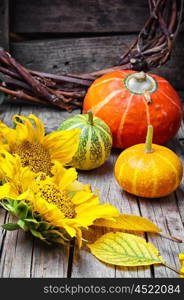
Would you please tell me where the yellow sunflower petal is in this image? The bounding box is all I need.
[66,181,91,193]
[63,225,76,237]
[0,136,9,153]
[72,191,99,206]
[12,115,35,143]
[28,114,45,143]
[28,193,66,224]
[0,150,21,178]
[0,147,121,245]
[75,227,82,247]
[0,151,37,200]
[0,121,16,146]
[0,150,35,181]
[59,168,78,190]
[76,203,120,228]
[16,190,31,200]
[43,128,81,164]
[0,182,18,200]
[21,167,36,191]
[51,161,78,189]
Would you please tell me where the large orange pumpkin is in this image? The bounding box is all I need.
[83,70,182,148]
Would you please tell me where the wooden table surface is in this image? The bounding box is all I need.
[0,98,184,278]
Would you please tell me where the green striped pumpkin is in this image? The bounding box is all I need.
[58,112,112,170]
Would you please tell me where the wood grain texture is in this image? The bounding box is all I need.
[18,104,80,278]
[0,0,184,279]
[12,33,184,90]
[0,103,29,278]
[0,214,34,278]
[0,102,21,125]
[0,0,9,50]
[0,102,183,278]
[138,194,184,278]
[12,0,148,34]
[0,104,79,277]
[72,151,152,278]
[134,117,184,278]
[0,209,7,265]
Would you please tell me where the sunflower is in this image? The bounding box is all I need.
[0,114,81,175]
[0,150,37,199]
[0,152,119,246]
[0,133,9,181]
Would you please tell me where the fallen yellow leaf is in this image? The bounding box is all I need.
[94,214,161,232]
[88,232,165,267]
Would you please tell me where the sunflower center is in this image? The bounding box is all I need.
[13,141,52,175]
[39,183,75,219]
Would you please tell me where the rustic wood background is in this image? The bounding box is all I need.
[0,0,184,278]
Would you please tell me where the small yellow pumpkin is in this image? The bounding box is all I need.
[114,125,183,198]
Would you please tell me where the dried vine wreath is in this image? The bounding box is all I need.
[0,0,183,112]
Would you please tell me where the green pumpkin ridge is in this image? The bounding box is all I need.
[58,113,112,170]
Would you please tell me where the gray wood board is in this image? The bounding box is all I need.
[73,117,184,278]
[12,0,148,34]
[73,152,152,278]
[0,104,80,277]
[12,33,184,90]
[0,102,184,278]
[0,0,9,50]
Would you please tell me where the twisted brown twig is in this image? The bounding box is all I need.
[0,0,183,111]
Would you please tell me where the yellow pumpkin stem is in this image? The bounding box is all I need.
[144,125,153,153]
[88,111,94,125]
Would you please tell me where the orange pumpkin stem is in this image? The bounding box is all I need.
[144,125,153,153]
[133,71,147,82]
[88,111,94,125]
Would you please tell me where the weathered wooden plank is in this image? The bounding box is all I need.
[0,103,34,278]
[12,36,132,74]
[72,151,151,278]
[12,0,148,34]
[1,100,184,278]
[138,114,184,278]
[72,154,117,278]
[0,0,9,50]
[0,214,34,278]
[0,104,21,258]
[0,103,77,277]
[20,104,75,133]
[115,192,152,278]
[0,209,7,260]
[138,193,184,278]
[31,240,69,278]
[12,33,184,90]
[0,102,21,125]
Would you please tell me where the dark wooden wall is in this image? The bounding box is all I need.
[1,0,184,90]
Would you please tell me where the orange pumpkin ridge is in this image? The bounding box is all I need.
[83,70,182,149]
[117,94,134,148]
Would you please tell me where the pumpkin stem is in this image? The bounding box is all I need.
[88,111,94,125]
[124,72,157,95]
[144,125,153,153]
[134,71,147,82]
